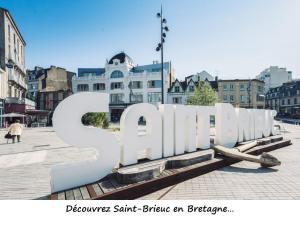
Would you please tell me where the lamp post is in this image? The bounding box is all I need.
[248,79,251,108]
[156,5,169,104]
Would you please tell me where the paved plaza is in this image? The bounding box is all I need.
[0,122,299,200]
[140,123,300,200]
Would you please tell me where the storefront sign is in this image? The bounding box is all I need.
[51,92,278,192]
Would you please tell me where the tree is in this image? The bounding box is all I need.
[187,81,218,106]
[81,112,109,129]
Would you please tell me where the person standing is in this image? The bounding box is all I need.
[8,119,23,143]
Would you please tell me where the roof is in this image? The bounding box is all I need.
[0,7,26,45]
[0,112,26,117]
[131,62,170,73]
[78,68,105,77]
[218,79,264,83]
[168,78,218,92]
[108,52,133,64]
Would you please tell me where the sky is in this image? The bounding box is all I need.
[1,0,300,80]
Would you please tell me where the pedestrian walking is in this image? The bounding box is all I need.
[7,119,23,143]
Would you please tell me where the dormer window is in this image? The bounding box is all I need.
[189,86,194,92]
[114,62,118,65]
[175,86,180,93]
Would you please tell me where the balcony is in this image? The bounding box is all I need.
[5,97,36,107]
[8,72,27,89]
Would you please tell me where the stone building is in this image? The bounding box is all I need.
[266,80,300,118]
[0,7,27,127]
[36,66,75,124]
[26,66,44,100]
[217,79,265,109]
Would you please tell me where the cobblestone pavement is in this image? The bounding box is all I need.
[140,123,300,200]
[0,122,299,200]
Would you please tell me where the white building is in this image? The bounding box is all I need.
[72,52,175,121]
[256,66,292,93]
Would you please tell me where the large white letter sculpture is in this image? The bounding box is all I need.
[159,104,175,157]
[236,108,251,142]
[174,105,197,154]
[120,103,162,166]
[50,91,279,192]
[51,92,120,192]
[196,106,216,149]
[215,103,238,148]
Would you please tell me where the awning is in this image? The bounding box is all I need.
[0,113,26,117]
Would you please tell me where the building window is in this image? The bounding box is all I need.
[230,84,234,90]
[93,83,105,91]
[174,86,180,93]
[282,99,285,105]
[130,93,143,103]
[230,95,234,102]
[58,92,63,101]
[110,82,123,90]
[42,78,46,89]
[80,72,97,77]
[258,85,263,92]
[151,68,160,72]
[8,25,11,41]
[172,97,182,104]
[223,84,228,91]
[189,86,194,92]
[110,93,124,103]
[287,99,291,105]
[223,95,228,102]
[77,84,89,92]
[129,81,143,89]
[148,92,161,103]
[294,98,297,105]
[110,70,124,78]
[148,80,162,88]
[240,84,245,91]
[240,95,246,103]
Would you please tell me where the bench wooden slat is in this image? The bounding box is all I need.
[73,188,83,200]
[57,192,66,200]
[92,184,103,196]
[80,186,90,200]
[66,190,75,200]
[50,193,58,200]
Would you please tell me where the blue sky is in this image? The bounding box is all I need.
[1,0,300,79]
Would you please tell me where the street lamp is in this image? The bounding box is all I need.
[156,5,169,104]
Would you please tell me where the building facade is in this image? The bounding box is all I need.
[0,7,27,127]
[0,68,5,126]
[217,79,265,109]
[266,80,300,118]
[26,66,44,100]
[167,72,218,105]
[36,66,75,125]
[72,52,175,122]
[256,66,292,93]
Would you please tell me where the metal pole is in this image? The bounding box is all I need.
[248,79,251,108]
[160,5,164,104]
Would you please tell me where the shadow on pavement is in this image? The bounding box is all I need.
[220,165,278,173]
